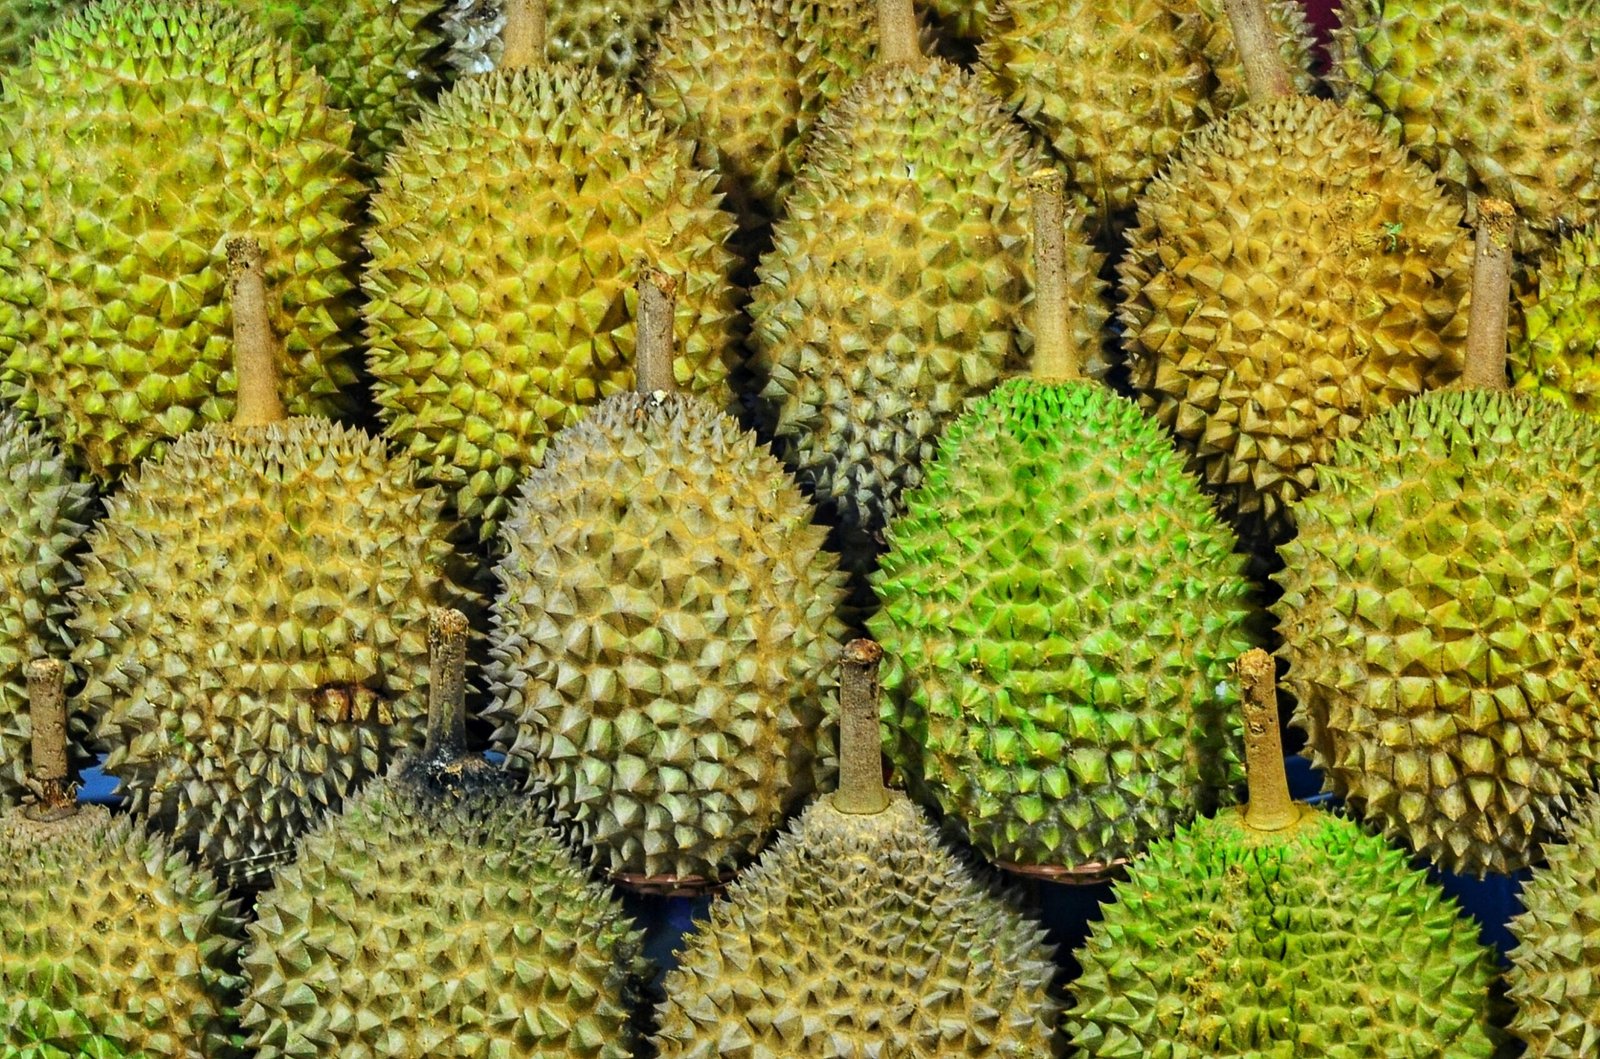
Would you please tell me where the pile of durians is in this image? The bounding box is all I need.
[1,0,1600,1053]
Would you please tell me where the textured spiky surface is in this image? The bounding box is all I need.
[364,66,740,545]
[0,411,93,805]
[489,392,847,880]
[1277,389,1600,877]
[241,763,646,1058]
[71,418,475,887]
[752,59,1106,573]
[0,805,243,1058]
[0,0,363,482]
[653,791,1060,1057]
[1334,0,1600,238]
[434,0,673,77]
[0,0,71,65]
[1513,225,1600,414]
[233,0,446,171]
[980,0,1314,227]
[1068,806,1500,1056]
[869,379,1255,867]
[1118,94,1473,548]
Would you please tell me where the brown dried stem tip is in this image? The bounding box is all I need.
[424,608,471,762]
[226,236,286,427]
[835,639,890,816]
[1027,170,1080,383]
[25,658,74,819]
[634,267,679,396]
[500,0,547,70]
[876,0,922,66]
[1461,198,1516,391]
[1235,648,1298,832]
[1223,0,1294,103]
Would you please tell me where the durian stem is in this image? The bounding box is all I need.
[1236,648,1296,832]
[500,0,546,70]
[835,639,889,816]
[635,268,679,396]
[1223,0,1294,102]
[226,237,286,427]
[876,0,922,66]
[1027,170,1080,383]
[24,659,73,819]
[424,608,470,762]
[1462,198,1516,391]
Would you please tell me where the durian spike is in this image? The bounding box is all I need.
[1461,199,1516,391]
[24,658,73,820]
[876,0,923,66]
[635,268,679,396]
[500,0,547,70]
[1027,170,1080,383]
[835,639,890,815]
[424,608,470,762]
[1222,0,1294,103]
[1235,648,1297,832]
[226,236,286,427]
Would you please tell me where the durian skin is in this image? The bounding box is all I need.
[0,805,244,1059]
[979,0,1315,227]
[363,65,741,546]
[751,59,1107,574]
[1276,389,1600,878]
[1512,225,1600,414]
[488,392,848,881]
[1334,0,1600,238]
[0,0,72,65]
[1068,807,1500,1057]
[653,791,1061,1058]
[71,418,477,887]
[1118,94,1472,549]
[869,379,1256,867]
[241,764,646,1058]
[435,0,673,77]
[1508,791,1600,1057]
[0,410,93,806]
[0,0,364,482]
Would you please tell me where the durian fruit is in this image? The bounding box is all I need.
[1068,649,1501,1056]
[241,609,648,1058]
[653,639,1062,1058]
[979,0,1315,230]
[1117,0,1475,550]
[488,271,848,884]
[71,238,475,888]
[1511,224,1600,414]
[0,410,93,805]
[0,0,71,66]
[1,659,244,1058]
[1277,200,1600,877]
[438,0,673,77]
[751,0,1106,576]
[364,0,741,545]
[0,0,364,483]
[870,172,1256,871]
[1334,0,1600,242]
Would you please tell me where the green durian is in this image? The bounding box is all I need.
[0,0,364,483]
[1511,224,1600,414]
[0,0,72,65]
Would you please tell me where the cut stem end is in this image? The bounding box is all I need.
[875,0,922,66]
[634,268,679,396]
[1027,170,1081,383]
[1461,198,1516,391]
[424,608,470,762]
[226,237,286,427]
[1223,0,1295,102]
[1236,648,1297,832]
[835,639,889,816]
[24,658,74,819]
[500,0,547,69]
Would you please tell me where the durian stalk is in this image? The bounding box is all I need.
[424,608,470,762]
[1462,198,1516,391]
[835,639,889,815]
[500,0,547,70]
[1027,170,1080,383]
[876,0,922,66]
[635,268,679,396]
[1222,0,1294,102]
[226,237,286,427]
[24,658,73,819]
[1236,648,1296,832]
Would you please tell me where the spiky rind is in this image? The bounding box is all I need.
[0,411,93,805]
[364,66,741,545]
[71,417,476,887]
[654,791,1061,1057]
[1277,389,1600,877]
[752,60,1107,573]
[1118,95,1472,548]
[0,0,72,65]
[434,0,673,77]
[488,392,848,880]
[241,768,646,1058]
[1068,807,1500,1056]
[0,0,363,482]
[0,806,244,1059]
[1513,225,1600,414]
[870,379,1255,867]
